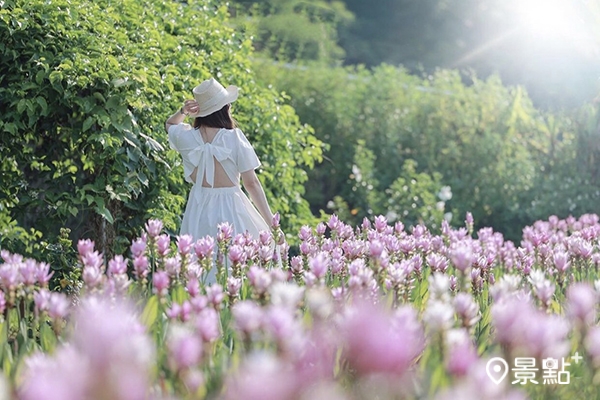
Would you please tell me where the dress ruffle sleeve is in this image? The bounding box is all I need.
[234,128,260,173]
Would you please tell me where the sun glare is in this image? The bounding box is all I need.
[517,0,581,38]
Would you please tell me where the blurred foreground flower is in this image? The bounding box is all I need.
[19,296,154,400]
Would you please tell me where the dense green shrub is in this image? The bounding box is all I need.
[254,61,599,240]
[0,0,323,254]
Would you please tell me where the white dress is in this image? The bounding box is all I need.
[168,124,270,243]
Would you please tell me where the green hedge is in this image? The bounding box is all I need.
[0,0,323,255]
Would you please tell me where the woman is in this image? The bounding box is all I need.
[164,77,275,250]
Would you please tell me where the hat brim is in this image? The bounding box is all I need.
[189,85,239,118]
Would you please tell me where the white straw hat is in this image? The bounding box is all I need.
[190,78,239,118]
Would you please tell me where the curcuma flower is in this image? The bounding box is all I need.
[144,219,163,238]
[232,300,263,336]
[167,325,203,372]
[566,282,598,327]
[130,237,147,258]
[453,293,480,328]
[423,300,455,333]
[177,234,194,256]
[585,326,600,368]
[445,329,478,377]
[20,296,154,400]
[450,243,475,273]
[77,239,95,258]
[152,271,170,297]
[222,351,299,400]
[340,300,424,377]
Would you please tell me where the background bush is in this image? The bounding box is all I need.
[0,0,323,255]
[254,61,600,240]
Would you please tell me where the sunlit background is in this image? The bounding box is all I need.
[329,0,600,109]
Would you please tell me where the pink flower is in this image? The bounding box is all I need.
[290,256,304,274]
[327,214,341,232]
[585,326,600,367]
[107,255,128,276]
[156,234,171,257]
[259,230,272,246]
[20,259,38,286]
[132,255,149,280]
[144,219,163,238]
[82,266,104,289]
[77,239,95,258]
[258,246,273,263]
[308,252,329,279]
[34,289,52,313]
[164,256,181,277]
[196,308,221,342]
[427,253,449,273]
[553,250,570,273]
[453,293,480,328]
[465,211,474,226]
[298,225,312,241]
[70,297,153,399]
[35,262,53,287]
[340,301,424,376]
[315,222,327,236]
[19,347,90,400]
[226,277,242,298]
[217,222,234,242]
[247,265,272,295]
[130,237,146,258]
[167,303,183,320]
[177,234,194,256]
[394,221,404,234]
[368,240,385,258]
[492,297,570,359]
[222,352,298,400]
[373,215,388,233]
[167,326,203,371]
[47,293,70,320]
[152,271,170,297]
[81,250,103,270]
[263,306,299,347]
[566,282,597,326]
[446,334,478,377]
[299,241,314,256]
[450,244,475,272]
[271,213,281,229]
[228,245,246,264]
[232,301,263,335]
[186,277,200,298]
[206,284,224,307]
[194,236,215,259]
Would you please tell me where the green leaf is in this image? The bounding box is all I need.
[82,117,94,132]
[94,205,114,224]
[171,285,188,305]
[49,70,63,85]
[39,322,57,352]
[36,97,48,115]
[141,295,159,329]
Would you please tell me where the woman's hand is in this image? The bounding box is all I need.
[182,99,200,116]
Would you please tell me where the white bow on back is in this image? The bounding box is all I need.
[187,142,232,188]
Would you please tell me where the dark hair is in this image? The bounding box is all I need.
[193,104,237,130]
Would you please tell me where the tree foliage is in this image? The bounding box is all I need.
[230,0,353,62]
[0,0,323,254]
[255,61,599,240]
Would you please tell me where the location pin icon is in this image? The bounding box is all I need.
[486,357,509,384]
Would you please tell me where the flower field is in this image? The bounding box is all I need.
[1,213,599,399]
